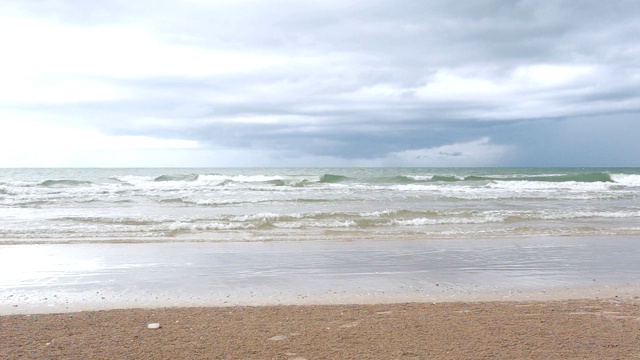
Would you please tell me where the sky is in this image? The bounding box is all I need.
[1,0,639,167]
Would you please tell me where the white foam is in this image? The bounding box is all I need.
[537,209,640,220]
[168,221,255,231]
[359,209,399,217]
[488,180,610,191]
[392,215,505,226]
[218,175,283,182]
[404,175,435,181]
[233,212,304,222]
[113,175,155,185]
[611,174,640,187]
[391,184,441,191]
[310,220,358,228]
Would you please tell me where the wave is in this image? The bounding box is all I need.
[154,174,199,182]
[107,171,621,190]
[319,174,349,183]
[115,173,352,188]
[39,179,94,187]
[159,197,279,207]
[268,179,313,187]
[221,175,287,183]
[383,176,419,184]
[7,206,640,241]
[397,172,614,184]
[391,172,620,185]
[255,173,349,187]
[110,175,151,185]
[611,174,640,187]
[294,198,335,203]
[505,173,613,183]
[198,174,309,186]
[168,221,259,232]
[159,198,192,205]
[399,175,466,183]
[53,217,163,226]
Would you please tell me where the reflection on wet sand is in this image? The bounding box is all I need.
[1,236,639,314]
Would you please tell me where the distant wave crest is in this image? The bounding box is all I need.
[510,173,613,183]
[39,179,94,187]
[110,171,618,189]
[398,172,613,184]
[154,174,199,182]
[319,174,349,183]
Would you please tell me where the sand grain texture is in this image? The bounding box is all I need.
[2,299,640,359]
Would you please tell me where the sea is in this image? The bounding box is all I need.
[1,167,639,244]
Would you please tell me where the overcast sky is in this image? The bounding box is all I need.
[1,0,639,167]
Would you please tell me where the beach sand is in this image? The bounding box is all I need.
[3,238,640,359]
[3,298,640,359]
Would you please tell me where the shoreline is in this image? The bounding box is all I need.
[3,235,640,358]
[4,283,640,316]
[3,236,640,315]
[3,297,640,359]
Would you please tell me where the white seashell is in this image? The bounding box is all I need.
[268,335,286,341]
[147,323,161,329]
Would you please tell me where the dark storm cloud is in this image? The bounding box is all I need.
[2,0,640,166]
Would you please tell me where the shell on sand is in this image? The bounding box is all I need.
[268,335,287,341]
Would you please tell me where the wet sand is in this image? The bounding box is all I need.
[3,298,640,359]
[3,236,640,314]
[2,236,640,358]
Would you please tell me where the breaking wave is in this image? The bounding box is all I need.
[610,174,640,187]
[99,171,628,189]
[154,174,199,182]
[319,174,349,183]
[2,167,639,242]
[398,173,614,183]
[39,180,94,187]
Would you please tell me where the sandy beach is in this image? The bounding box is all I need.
[2,237,640,358]
[3,298,640,359]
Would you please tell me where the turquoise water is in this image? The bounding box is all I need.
[1,167,639,243]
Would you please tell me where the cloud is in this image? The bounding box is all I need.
[0,118,200,167]
[386,137,515,167]
[0,13,284,106]
[0,0,639,166]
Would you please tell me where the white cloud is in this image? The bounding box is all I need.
[0,14,284,105]
[0,16,281,79]
[340,63,603,121]
[0,80,128,104]
[511,64,595,88]
[0,119,200,167]
[0,1,638,167]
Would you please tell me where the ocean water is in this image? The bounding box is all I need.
[1,167,639,244]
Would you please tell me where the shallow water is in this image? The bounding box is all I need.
[2,236,639,314]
